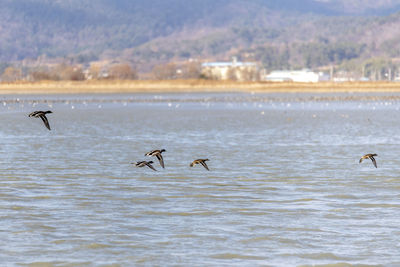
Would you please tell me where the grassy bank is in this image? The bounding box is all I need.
[1,80,400,94]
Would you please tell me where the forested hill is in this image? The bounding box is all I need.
[2,0,400,71]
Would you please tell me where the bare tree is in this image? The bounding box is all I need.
[68,67,85,81]
[30,71,53,81]
[200,68,216,80]
[241,67,259,81]
[226,67,238,81]
[88,64,101,80]
[180,62,201,79]
[108,63,137,80]
[53,64,85,81]
[152,63,177,80]
[1,67,22,82]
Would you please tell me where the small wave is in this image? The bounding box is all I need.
[142,211,219,216]
[210,253,266,260]
[84,243,112,249]
[356,203,400,208]
[21,261,92,267]
[297,262,373,267]
[298,252,354,261]
[240,236,273,244]
[325,194,359,199]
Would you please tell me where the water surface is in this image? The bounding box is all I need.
[0,92,399,266]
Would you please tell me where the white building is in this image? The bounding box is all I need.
[201,58,259,81]
[263,70,328,83]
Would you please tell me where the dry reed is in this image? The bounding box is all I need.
[1,80,400,94]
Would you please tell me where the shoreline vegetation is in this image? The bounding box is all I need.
[1,80,400,94]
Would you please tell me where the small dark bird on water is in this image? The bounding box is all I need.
[359,154,378,168]
[145,149,166,168]
[132,161,157,171]
[29,110,52,130]
[190,159,210,171]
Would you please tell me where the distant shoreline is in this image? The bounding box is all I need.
[1,80,400,94]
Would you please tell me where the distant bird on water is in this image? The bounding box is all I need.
[359,153,378,168]
[29,110,52,130]
[132,160,157,171]
[190,159,210,171]
[145,149,166,168]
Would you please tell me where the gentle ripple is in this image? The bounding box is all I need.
[0,92,399,266]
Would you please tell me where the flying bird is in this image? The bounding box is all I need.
[132,161,157,171]
[190,159,210,171]
[29,110,53,130]
[359,153,378,168]
[145,149,166,168]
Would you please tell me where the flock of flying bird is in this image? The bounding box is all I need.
[134,149,209,171]
[28,109,378,170]
[28,110,210,171]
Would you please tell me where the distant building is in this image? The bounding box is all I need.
[201,57,259,81]
[263,70,328,83]
[84,60,118,79]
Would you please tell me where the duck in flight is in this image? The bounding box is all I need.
[190,159,210,171]
[359,153,378,168]
[29,110,53,130]
[145,149,166,168]
[132,161,157,171]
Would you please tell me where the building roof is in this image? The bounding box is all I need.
[265,69,321,83]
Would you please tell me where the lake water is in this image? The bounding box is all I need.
[1,92,400,266]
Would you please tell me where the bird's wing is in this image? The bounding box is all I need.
[39,115,51,130]
[156,154,165,168]
[370,157,377,168]
[360,155,369,163]
[146,150,157,157]
[146,163,157,171]
[200,161,209,171]
[29,111,38,117]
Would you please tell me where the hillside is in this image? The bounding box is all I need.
[2,0,400,74]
